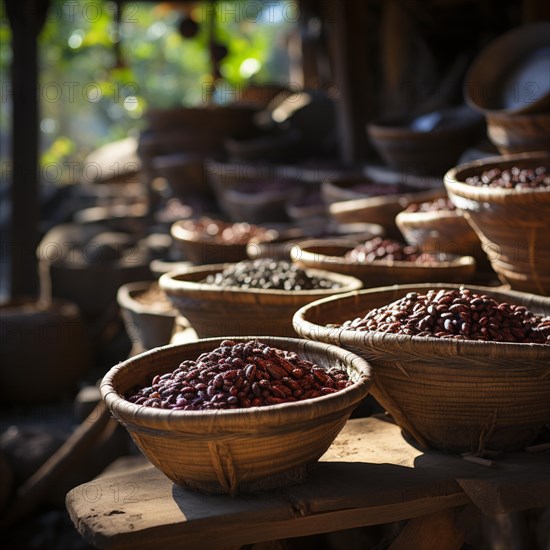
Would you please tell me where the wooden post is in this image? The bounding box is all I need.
[5,0,49,297]
[327,0,371,165]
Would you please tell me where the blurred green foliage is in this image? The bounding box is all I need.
[0,0,295,184]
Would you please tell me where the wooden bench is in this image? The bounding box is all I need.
[66,416,550,549]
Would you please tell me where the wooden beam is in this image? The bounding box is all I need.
[5,0,49,297]
[327,0,371,165]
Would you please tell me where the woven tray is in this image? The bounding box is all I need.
[292,240,476,287]
[444,152,550,295]
[292,283,550,453]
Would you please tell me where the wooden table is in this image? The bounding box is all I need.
[66,417,550,550]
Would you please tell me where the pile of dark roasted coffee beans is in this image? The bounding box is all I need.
[203,259,341,290]
[464,166,549,190]
[404,197,456,213]
[181,217,272,244]
[339,288,550,343]
[344,237,438,263]
[126,340,352,410]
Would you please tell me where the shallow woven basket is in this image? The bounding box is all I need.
[395,206,489,269]
[100,337,372,494]
[328,188,444,240]
[159,264,363,338]
[293,283,550,453]
[444,152,550,295]
[292,240,476,287]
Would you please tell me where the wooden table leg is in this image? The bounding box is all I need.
[388,506,467,550]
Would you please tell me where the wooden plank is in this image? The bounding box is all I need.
[66,417,550,550]
[456,451,550,515]
[66,417,467,549]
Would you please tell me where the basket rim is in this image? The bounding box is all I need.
[159,263,364,297]
[329,187,444,212]
[444,151,550,199]
[292,239,477,270]
[292,283,550,356]
[395,208,461,224]
[117,281,178,318]
[170,220,279,247]
[100,336,373,430]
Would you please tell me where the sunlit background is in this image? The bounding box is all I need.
[0,0,296,184]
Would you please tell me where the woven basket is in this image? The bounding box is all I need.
[246,223,385,262]
[486,112,550,155]
[117,282,178,352]
[464,22,550,115]
[292,283,550,453]
[444,152,550,295]
[0,298,92,403]
[321,176,441,206]
[221,186,301,224]
[204,159,284,197]
[100,337,372,494]
[395,205,490,269]
[292,240,476,287]
[170,221,277,265]
[159,264,363,338]
[328,188,444,240]
[366,106,485,176]
[151,153,210,200]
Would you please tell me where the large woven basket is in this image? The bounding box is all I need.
[293,283,550,453]
[159,264,363,338]
[444,152,550,295]
[100,337,372,494]
[292,240,476,287]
